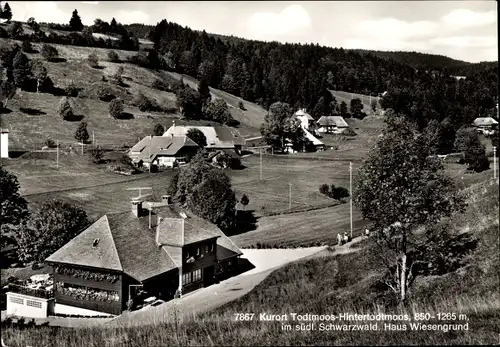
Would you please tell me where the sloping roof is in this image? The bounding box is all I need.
[294,109,314,120]
[163,125,245,149]
[129,136,198,162]
[317,116,349,128]
[473,117,499,126]
[46,216,123,272]
[106,212,179,281]
[46,203,242,282]
[303,128,324,146]
[155,207,221,246]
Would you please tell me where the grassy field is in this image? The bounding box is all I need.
[2,179,498,346]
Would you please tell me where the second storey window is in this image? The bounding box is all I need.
[182,273,191,285]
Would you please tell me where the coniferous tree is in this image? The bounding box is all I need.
[75,121,90,143]
[1,3,12,21]
[69,9,84,31]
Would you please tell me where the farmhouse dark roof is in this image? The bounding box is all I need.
[317,116,349,128]
[46,204,242,282]
[129,135,198,162]
[164,125,245,148]
[45,216,123,272]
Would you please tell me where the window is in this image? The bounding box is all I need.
[26,300,42,309]
[182,273,191,285]
[205,245,209,253]
[196,247,200,256]
[9,296,24,305]
[192,269,202,282]
[209,244,214,252]
[185,251,190,260]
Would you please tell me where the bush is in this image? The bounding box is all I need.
[153,123,165,136]
[59,97,74,120]
[152,79,170,92]
[319,184,329,195]
[90,146,104,164]
[21,41,33,53]
[469,155,490,173]
[87,52,99,68]
[107,50,120,62]
[109,98,124,118]
[45,137,56,148]
[66,81,80,97]
[238,100,246,110]
[41,44,58,61]
[216,150,241,169]
[136,92,154,112]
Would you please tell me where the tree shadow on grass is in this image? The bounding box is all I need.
[116,112,134,120]
[19,108,47,116]
[65,114,85,122]
[92,66,106,70]
[48,58,67,63]
[0,108,13,114]
[229,210,258,236]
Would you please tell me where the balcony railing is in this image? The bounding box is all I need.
[7,284,54,299]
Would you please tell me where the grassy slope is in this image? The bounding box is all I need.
[330,90,382,116]
[2,179,498,346]
[159,70,265,137]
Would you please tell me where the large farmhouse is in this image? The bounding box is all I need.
[317,116,349,134]
[128,135,199,168]
[42,195,242,316]
[163,123,245,153]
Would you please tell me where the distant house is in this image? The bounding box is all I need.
[473,117,498,135]
[293,109,315,132]
[317,116,349,134]
[1,129,8,158]
[40,195,243,316]
[163,123,245,154]
[128,135,199,168]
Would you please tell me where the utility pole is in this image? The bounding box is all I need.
[149,135,152,173]
[92,130,95,148]
[289,182,292,210]
[349,162,353,239]
[493,146,497,179]
[56,140,59,169]
[81,142,84,155]
[260,147,262,180]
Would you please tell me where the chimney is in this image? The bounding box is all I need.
[155,217,163,247]
[161,195,172,205]
[131,199,142,218]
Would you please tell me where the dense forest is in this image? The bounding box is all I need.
[351,49,471,70]
[148,20,497,143]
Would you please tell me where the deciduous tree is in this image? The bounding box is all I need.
[354,114,465,302]
[31,59,47,93]
[109,98,124,118]
[59,96,74,120]
[12,50,31,89]
[0,167,28,227]
[13,200,89,263]
[41,44,58,62]
[75,121,89,143]
[87,52,99,68]
[153,123,165,136]
[186,128,207,148]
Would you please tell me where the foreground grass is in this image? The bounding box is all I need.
[2,180,498,346]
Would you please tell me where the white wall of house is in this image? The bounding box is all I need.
[6,293,54,318]
[158,156,178,168]
[54,303,114,317]
[1,131,8,158]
